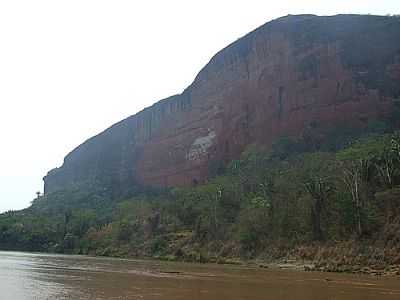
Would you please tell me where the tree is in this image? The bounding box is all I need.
[337,138,381,237]
[374,134,400,188]
[298,152,336,240]
[304,177,334,240]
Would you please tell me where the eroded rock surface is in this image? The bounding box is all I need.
[44,14,400,195]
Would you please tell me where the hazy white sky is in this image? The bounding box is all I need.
[0,0,399,213]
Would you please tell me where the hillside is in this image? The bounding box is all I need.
[1,14,400,275]
[44,14,400,197]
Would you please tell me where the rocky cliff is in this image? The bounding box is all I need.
[44,14,400,195]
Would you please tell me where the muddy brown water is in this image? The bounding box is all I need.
[0,251,399,299]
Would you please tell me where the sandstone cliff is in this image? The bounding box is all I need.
[44,14,400,195]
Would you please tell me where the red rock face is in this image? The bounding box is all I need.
[44,14,400,194]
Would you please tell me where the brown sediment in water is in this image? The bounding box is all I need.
[3,251,400,300]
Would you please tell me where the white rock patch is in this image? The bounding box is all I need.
[187,130,216,161]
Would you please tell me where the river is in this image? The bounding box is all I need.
[0,251,399,299]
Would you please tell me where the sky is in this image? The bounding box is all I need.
[0,0,399,213]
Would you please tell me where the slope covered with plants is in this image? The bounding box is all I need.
[2,117,400,274]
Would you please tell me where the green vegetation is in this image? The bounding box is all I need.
[1,123,400,268]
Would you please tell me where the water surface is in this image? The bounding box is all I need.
[0,251,399,299]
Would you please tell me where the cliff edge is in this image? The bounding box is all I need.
[44,14,400,195]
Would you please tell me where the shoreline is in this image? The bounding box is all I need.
[1,248,400,277]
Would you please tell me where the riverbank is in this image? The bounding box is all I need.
[85,236,400,277]
[2,239,400,277]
